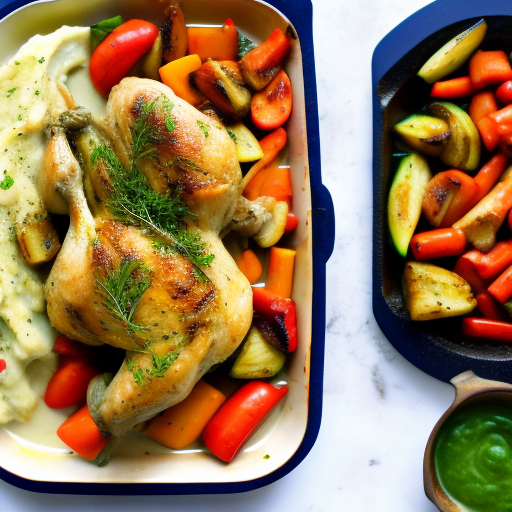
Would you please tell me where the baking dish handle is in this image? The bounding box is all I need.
[312,184,335,263]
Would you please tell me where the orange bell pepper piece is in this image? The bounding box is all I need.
[187,20,238,62]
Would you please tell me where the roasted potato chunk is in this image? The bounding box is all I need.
[403,261,476,321]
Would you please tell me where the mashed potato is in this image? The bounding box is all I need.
[0,26,90,423]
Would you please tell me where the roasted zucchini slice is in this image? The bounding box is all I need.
[388,153,432,257]
[229,326,286,379]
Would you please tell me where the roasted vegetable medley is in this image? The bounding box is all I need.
[388,18,512,343]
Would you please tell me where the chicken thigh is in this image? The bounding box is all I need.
[44,78,253,436]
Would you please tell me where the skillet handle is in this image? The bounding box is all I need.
[312,184,335,264]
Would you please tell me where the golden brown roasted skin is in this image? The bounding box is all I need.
[44,78,253,435]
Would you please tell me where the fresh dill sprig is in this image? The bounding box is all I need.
[131,96,176,160]
[197,120,209,138]
[91,145,214,270]
[148,352,179,378]
[96,259,151,331]
[127,350,182,386]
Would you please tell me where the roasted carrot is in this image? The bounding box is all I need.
[477,116,500,152]
[454,253,488,295]
[469,50,512,90]
[243,165,292,206]
[187,20,238,62]
[239,28,290,91]
[57,405,110,461]
[475,292,506,321]
[469,90,498,124]
[144,379,226,450]
[285,212,299,232]
[489,104,512,136]
[44,358,100,409]
[431,76,473,98]
[235,248,263,285]
[471,153,508,205]
[471,240,512,280]
[410,228,466,260]
[265,246,296,298]
[241,128,287,190]
[453,170,512,252]
[488,264,512,303]
[462,317,512,342]
[251,69,293,130]
[159,54,204,106]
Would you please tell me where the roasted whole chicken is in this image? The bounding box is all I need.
[43,77,255,436]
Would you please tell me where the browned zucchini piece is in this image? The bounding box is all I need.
[193,60,252,118]
[161,4,187,63]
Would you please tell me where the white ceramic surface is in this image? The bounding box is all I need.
[2,0,455,510]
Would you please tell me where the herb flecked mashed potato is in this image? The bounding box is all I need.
[0,27,90,423]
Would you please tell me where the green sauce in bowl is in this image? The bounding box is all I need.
[434,400,512,512]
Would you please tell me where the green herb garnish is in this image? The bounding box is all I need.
[90,15,123,51]
[0,175,14,190]
[91,145,214,270]
[96,258,151,332]
[237,31,256,59]
[131,96,175,159]
[226,127,237,142]
[38,57,45,64]
[6,87,17,97]
[197,120,209,138]
[133,368,145,386]
[147,352,179,378]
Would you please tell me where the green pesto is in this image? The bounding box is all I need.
[434,400,512,512]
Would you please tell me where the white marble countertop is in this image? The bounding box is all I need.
[2,0,459,510]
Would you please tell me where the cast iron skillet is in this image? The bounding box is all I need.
[373,0,512,384]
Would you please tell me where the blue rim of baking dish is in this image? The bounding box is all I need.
[372,0,512,384]
[0,0,334,495]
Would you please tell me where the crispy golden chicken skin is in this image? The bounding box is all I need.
[44,78,253,435]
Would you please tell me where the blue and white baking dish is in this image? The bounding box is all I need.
[0,0,334,495]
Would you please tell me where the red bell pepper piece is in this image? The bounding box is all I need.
[202,380,288,462]
[252,287,297,352]
[57,405,110,461]
[0,358,6,374]
[52,334,96,358]
[410,228,467,260]
[462,317,512,342]
[89,19,159,96]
